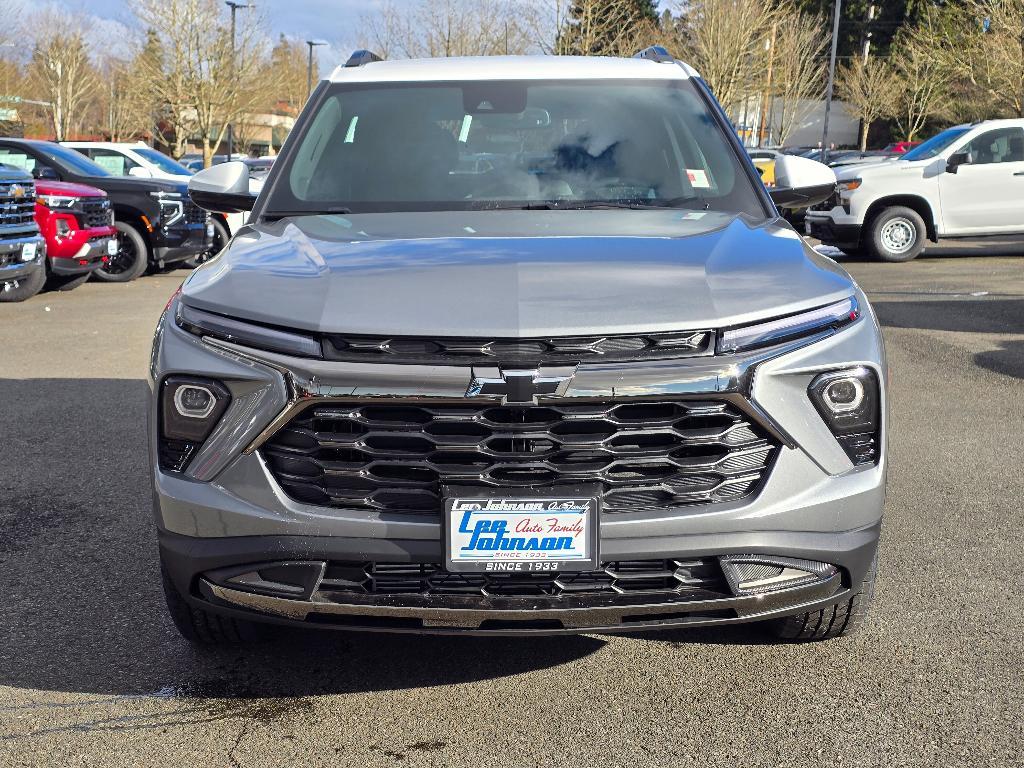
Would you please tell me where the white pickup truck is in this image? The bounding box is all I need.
[805,118,1024,261]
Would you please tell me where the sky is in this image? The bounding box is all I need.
[9,0,402,71]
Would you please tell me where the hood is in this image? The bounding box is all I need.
[181,210,855,337]
[35,179,107,197]
[70,174,184,195]
[835,157,933,181]
[0,165,32,182]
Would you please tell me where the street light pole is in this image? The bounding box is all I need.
[820,0,842,164]
[306,40,326,102]
[225,1,251,163]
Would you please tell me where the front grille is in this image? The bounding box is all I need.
[262,399,778,517]
[809,191,840,212]
[79,198,112,228]
[0,181,37,231]
[323,330,713,365]
[184,199,207,223]
[319,558,727,598]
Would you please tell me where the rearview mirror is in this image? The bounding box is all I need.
[946,152,969,174]
[32,166,59,181]
[188,161,256,213]
[768,155,836,209]
[128,166,153,178]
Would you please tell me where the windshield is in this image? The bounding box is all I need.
[135,147,192,176]
[902,127,970,161]
[38,143,111,176]
[266,79,765,217]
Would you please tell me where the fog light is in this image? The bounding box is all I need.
[159,377,232,471]
[808,367,880,465]
[55,219,72,238]
[174,384,216,419]
[821,376,864,413]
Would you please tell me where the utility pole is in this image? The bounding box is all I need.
[820,0,842,164]
[306,40,327,101]
[225,1,251,164]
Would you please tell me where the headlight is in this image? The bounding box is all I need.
[176,301,322,358]
[837,179,861,193]
[159,375,232,472]
[808,367,880,465]
[717,297,859,354]
[38,194,78,209]
[150,191,184,226]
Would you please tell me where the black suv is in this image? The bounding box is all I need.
[0,139,212,281]
[0,164,46,302]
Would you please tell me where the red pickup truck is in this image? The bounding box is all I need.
[35,180,117,290]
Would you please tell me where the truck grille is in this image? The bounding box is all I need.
[79,198,112,228]
[324,330,713,365]
[261,399,777,517]
[319,558,728,598]
[0,181,37,231]
[184,199,207,223]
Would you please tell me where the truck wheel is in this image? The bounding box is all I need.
[161,560,262,645]
[867,206,926,262]
[768,553,877,642]
[0,262,46,302]
[93,222,148,282]
[185,216,228,268]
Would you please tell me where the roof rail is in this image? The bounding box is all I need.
[344,49,383,68]
[633,46,674,63]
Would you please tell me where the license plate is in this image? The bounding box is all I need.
[106,238,118,256]
[445,489,599,573]
[20,243,36,261]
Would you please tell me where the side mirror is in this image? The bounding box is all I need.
[188,161,257,213]
[946,152,969,174]
[128,166,153,178]
[768,154,836,209]
[32,166,60,181]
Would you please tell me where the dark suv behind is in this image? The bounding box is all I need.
[0,139,211,281]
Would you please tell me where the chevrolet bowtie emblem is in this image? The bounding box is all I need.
[10,184,25,199]
[467,367,575,404]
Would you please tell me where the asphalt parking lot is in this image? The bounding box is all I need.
[1,241,1022,767]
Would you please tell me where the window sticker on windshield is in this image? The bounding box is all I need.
[686,169,711,188]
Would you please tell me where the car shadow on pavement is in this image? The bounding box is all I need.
[870,298,1024,380]
[0,378,614,700]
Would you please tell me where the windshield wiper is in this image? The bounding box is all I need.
[540,195,711,211]
[264,207,353,218]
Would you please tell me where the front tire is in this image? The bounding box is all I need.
[161,559,262,645]
[866,206,926,262]
[46,271,91,292]
[0,262,46,302]
[93,222,148,282]
[768,554,877,642]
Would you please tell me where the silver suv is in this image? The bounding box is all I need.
[151,49,886,643]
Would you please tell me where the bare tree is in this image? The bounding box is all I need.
[95,57,152,141]
[365,0,539,58]
[837,57,900,150]
[133,0,271,166]
[669,0,776,114]
[769,9,828,145]
[558,0,663,56]
[925,0,1024,118]
[890,26,952,141]
[26,11,98,140]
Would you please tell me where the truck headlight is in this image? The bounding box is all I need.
[837,179,861,192]
[38,194,79,209]
[150,191,184,226]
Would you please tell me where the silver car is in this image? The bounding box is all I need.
[151,48,885,643]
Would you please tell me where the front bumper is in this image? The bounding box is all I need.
[153,222,212,264]
[49,232,114,275]
[150,292,887,634]
[0,233,45,282]
[804,213,861,247]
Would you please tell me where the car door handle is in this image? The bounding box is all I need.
[1015,171,1024,176]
